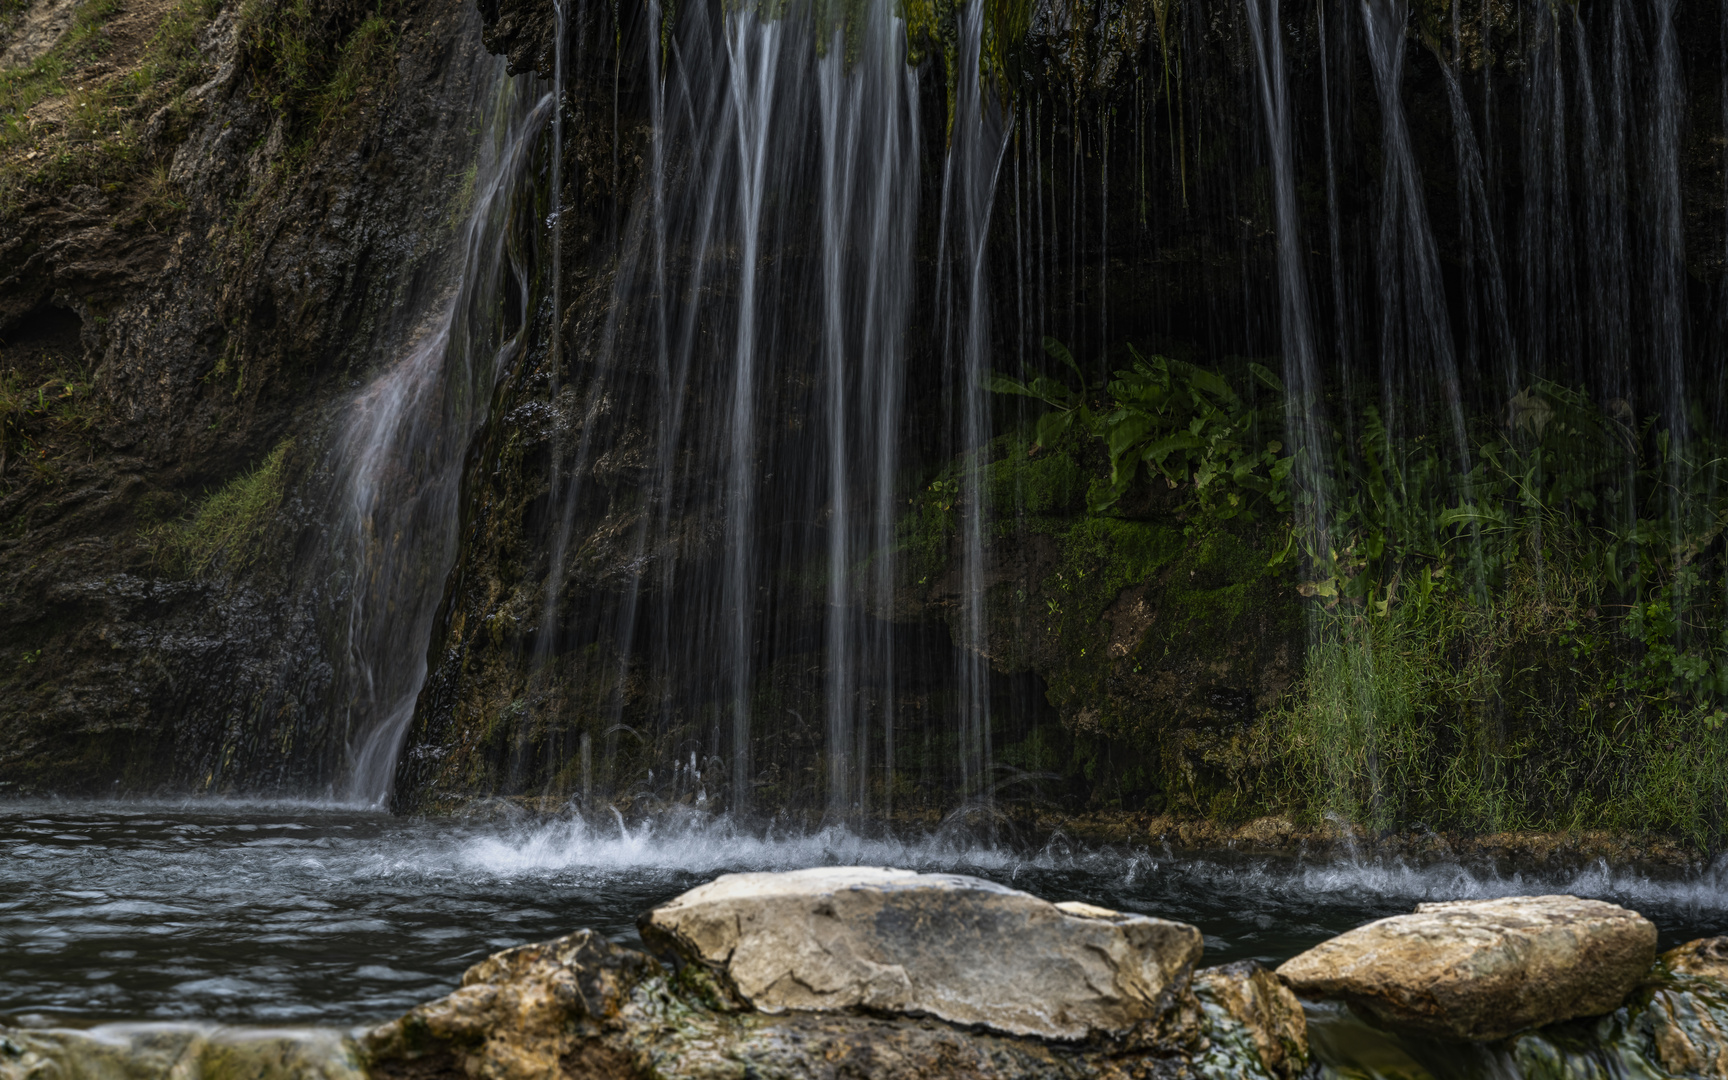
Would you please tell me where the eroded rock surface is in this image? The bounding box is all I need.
[638,867,1204,1041]
[0,1024,364,1080]
[1277,895,1657,1041]
[1634,936,1728,1076]
[1191,962,1307,1078]
[363,925,1305,1080]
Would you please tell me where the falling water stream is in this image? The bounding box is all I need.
[941,0,1013,812]
[6,0,1728,1072]
[332,71,551,805]
[524,0,930,818]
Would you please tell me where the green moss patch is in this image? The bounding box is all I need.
[145,437,295,576]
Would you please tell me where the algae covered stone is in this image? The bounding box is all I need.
[362,928,656,1080]
[1639,936,1728,1075]
[1276,894,1657,1041]
[0,1024,365,1080]
[638,866,1204,1040]
[1193,961,1310,1079]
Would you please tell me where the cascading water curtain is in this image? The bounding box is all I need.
[816,2,919,823]
[1242,0,1727,831]
[1244,0,1357,817]
[531,0,919,821]
[939,0,1012,814]
[332,70,551,805]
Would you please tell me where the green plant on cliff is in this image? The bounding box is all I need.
[237,0,398,155]
[0,369,97,485]
[1302,384,1728,715]
[983,339,1728,842]
[1264,383,1728,843]
[146,438,296,576]
[990,336,1292,520]
[1,0,224,212]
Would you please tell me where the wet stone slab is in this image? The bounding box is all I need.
[1277,894,1658,1041]
[638,866,1205,1041]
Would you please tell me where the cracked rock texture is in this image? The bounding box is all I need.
[363,923,1305,1080]
[1276,894,1658,1041]
[0,1023,366,1080]
[637,867,1206,1041]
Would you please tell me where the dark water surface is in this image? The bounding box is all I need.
[4,800,1727,1025]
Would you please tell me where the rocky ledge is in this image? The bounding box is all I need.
[6,875,1728,1080]
[364,868,1305,1080]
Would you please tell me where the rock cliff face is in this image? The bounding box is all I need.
[3,0,1726,826]
[0,0,500,792]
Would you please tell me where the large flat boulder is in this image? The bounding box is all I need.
[637,866,1204,1041]
[363,928,1307,1080]
[1277,895,1657,1041]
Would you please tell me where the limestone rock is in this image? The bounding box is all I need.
[1193,962,1309,1079]
[363,928,1305,1080]
[0,1024,364,1080]
[638,866,1204,1041]
[1639,937,1728,1076]
[1276,894,1657,1041]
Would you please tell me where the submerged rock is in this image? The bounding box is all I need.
[0,1024,365,1080]
[1277,895,1657,1041]
[363,872,1307,1080]
[638,866,1204,1041]
[1191,962,1308,1078]
[1633,936,1728,1076]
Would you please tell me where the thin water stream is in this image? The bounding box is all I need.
[3,802,1725,1029]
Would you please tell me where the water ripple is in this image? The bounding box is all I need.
[1,799,1723,1025]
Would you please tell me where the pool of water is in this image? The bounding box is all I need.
[3,800,1727,1026]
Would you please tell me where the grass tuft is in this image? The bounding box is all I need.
[145,438,295,576]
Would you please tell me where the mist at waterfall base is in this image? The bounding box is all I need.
[4,801,1728,1029]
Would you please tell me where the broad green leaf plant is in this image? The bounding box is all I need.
[989,337,1292,520]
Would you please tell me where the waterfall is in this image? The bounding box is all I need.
[333,72,552,805]
[528,0,921,817]
[940,0,1012,811]
[352,0,1722,828]
[718,11,781,814]
[1359,0,1468,462]
[816,2,919,822]
[1243,0,1323,531]
[1647,0,1687,443]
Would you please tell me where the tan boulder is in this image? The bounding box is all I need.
[638,866,1204,1041]
[1640,936,1728,1076]
[1193,961,1309,1079]
[1276,894,1656,1041]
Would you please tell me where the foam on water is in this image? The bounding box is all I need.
[2,800,1725,1025]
